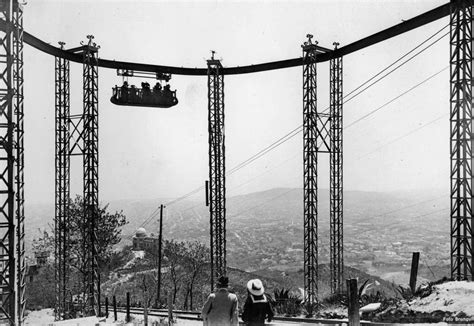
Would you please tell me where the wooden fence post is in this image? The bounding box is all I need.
[126,292,131,323]
[409,252,420,294]
[168,292,174,326]
[105,297,109,318]
[113,296,117,321]
[347,278,360,326]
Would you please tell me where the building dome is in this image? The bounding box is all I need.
[135,227,147,238]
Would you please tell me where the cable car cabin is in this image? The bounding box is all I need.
[111,82,178,108]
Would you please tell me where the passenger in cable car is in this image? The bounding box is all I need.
[153,82,162,93]
[142,82,150,91]
[142,82,152,104]
[163,84,172,95]
[120,81,129,102]
[111,78,177,108]
[130,85,138,101]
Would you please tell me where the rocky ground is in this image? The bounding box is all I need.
[24,280,474,324]
[367,281,474,323]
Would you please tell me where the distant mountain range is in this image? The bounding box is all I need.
[25,187,451,284]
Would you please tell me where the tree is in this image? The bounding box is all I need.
[65,196,127,275]
[25,264,56,309]
[30,196,128,313]
[137,273,156,326]
[163,239,187,305]
[31,229,54,266]
[140,239,210,310]
[182,241,209,310]
[159,239,210,310]
[65,196,128,314]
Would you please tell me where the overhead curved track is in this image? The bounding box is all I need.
[0,2,458,76]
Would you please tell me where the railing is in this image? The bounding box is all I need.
[104,305,383,325]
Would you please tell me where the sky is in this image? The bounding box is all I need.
[24,0,450,205]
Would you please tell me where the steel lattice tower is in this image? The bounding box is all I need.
[302,35,343,310]
[329,46,344,294]
[450,0,474,281]
[0,1,23,324]
[302,35,326,313]
[54,43,71,321]
[82,35,100,315]
[207,53,226,290]
[12,1,25,323]
[55,36,100,317]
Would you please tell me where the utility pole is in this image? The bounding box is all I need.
[156,204,164,307]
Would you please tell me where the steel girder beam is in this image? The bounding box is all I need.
[207,55,226,290]
[1,1,456,75]
[82,36,100,315]
[450,0,474,281]
[54,45,71,320]
[12,1,25,323]
[329,51,344,294]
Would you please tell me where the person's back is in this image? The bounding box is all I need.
[242,279,274,326]
[201,276,238,326]
[242,294,273,325]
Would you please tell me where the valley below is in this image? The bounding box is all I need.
[26,187,451,286]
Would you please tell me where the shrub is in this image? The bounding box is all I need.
[273,288,304,317]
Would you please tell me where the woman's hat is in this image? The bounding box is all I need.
[247,279,264,296]
[216,275,229,287]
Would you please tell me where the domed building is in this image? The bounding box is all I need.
[135,227,147,238]
[132,227,158,251]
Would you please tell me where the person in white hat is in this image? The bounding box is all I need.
[242,279,274,325]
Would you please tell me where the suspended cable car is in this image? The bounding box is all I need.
[110,70,178,108]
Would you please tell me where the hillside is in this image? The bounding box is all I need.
[101,248,397,312]
[26,188,451,284]
[253,264,398,298]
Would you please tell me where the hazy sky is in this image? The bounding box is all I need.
[24,0,449,205]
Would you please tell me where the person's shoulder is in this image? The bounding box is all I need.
[228,292,238,300]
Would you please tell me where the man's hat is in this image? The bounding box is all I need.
[247,279,264,296]
[216,275,229,287]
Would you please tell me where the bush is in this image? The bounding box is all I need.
[397,276,452,301]
[273,288,304,317]
[25,264,55,310]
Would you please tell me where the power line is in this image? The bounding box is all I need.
[342,28,449,105]
[344,24,447,98]
[125,67,446,239]
[379,207,449,232]
[227,126,301,175]
[225,64,447,182]
[164,186,204,206]
[366,195,446,221]
[231,111,447,201]
[355,113,447,161]
[227,152,301,195]
[345,66,448,130]
[155,153,304,218]
[123,25,448,240]
[225,25,449,177]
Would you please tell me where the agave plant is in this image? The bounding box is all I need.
[323,279,388,307]
[273,288,304,317]
[397,276,451,301]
